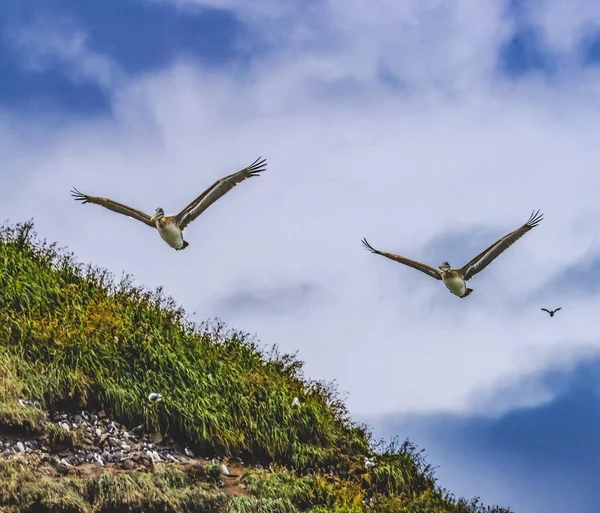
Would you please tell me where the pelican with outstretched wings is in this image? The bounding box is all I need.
[362,210,543,298]
[541,307,561,317]
[71,157,267,250]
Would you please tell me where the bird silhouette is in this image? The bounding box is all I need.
[541,307,561,317]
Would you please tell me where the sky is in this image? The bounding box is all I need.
[1,0,600,511]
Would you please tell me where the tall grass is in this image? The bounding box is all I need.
[0,220,355,467]
[0,220,512,513]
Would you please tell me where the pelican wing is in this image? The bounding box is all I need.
[554,307,562,313]
[71,188,155,228]
[541,308,551,314]
[176,157,267,230]
[460,210,543,281]
[361,238,442,280]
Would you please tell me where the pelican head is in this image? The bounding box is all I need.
[151,207,165,222]
[439,261,451,272]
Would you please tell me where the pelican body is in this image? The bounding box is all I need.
[362,210,544,298]
[150,208,188,250]
[71,157,267,251]
[438,263,472,297]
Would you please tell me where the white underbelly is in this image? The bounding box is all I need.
[157,223,184,249]
[443,275,466,296]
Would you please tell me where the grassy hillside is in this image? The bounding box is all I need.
[0,220,512,513]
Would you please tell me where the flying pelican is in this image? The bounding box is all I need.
[362,210,543,298]
[541,307,561,317]
[71,157,267,250]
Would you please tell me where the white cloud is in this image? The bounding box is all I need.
[3,1,600,421]
[4,17,123,90]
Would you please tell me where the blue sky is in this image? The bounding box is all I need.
[370,355,600,512]
[2,1,600,512]
[0,0,249,114]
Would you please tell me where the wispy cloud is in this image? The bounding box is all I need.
[214,281,322,317]
[516,1,600,55]
[4,17,123,90]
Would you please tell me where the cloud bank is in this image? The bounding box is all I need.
[1,1,600,424]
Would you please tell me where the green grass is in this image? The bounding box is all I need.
[0,220,513,513]
[0,457,225,513]
[46,422,87,451]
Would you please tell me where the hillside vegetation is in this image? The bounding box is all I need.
[0,220,512,512]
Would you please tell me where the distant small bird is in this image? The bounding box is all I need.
[221,463,237,477]
[212,458,238,477]
[362,210,543,298]
[184,447,194,458]
[362,497,374,508]
[291,397,301,408]
[364,457,376,469]
[148,392,162,402]
[541,307,561,317]
[148,450,162,462]
[71,157,267,250]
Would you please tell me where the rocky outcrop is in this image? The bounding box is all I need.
[2,399,227,473]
